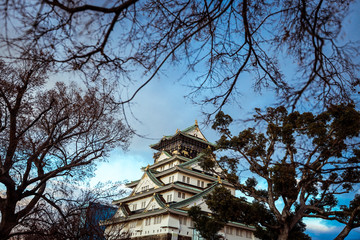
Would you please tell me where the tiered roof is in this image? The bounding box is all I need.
[102,122,256,233]
[150,122,215,160]
[104,180,222,225]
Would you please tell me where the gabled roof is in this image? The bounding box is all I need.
[143,193,167,211]
[118,203,131,217]
[149,154,189,170]
[125,179,140,188]
[154,150,172,163]
[145,168,164,186]
[178,153,205,168]
[124,167,164,198]
[112,182,202,205]
[170,181,220,209]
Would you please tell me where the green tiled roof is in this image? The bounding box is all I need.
[149,124,215,149]
[173,182,203,192]
[163,150,172,157]
[178,153,205,168]
[149,155,190,170]
[120,204,130,217]
[181,132,215,146]
[125,179,140,187]
[181,124,198,133]
[103,208,168,225]
[154,193,167,209]
[146,169,164,186]
[112,182,203,204]
[170,181,220,209]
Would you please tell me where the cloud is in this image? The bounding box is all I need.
[304,218,338,233]
[90,149,149,186]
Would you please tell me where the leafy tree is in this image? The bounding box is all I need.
[188,206,223,240]
[0,60,131,239]
[196,104,360,240]
[0,0,359,109]
[190,186,311,240]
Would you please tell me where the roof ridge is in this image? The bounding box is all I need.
[180,132,215,146]
[181,124,197,133]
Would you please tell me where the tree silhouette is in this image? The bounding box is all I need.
[0,0,358,110]
[195,104,360,239]
[0,59,131,239]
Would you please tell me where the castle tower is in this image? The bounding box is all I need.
[102,122,256,240]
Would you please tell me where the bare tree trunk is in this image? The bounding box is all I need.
[0,214,17,240]
[0,194,18,240]
[278,225,290,240]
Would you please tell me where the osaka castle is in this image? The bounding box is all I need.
[102,122,256,240]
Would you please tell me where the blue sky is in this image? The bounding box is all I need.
[89,71,360,239]
[88,1,360,239]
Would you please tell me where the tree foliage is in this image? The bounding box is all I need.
[0,60,131,239]
[188,206,223,240]
[190,186,311,240]
[0,0,359,109]
[197,104,360,240]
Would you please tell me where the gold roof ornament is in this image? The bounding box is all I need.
[195,120,198,126]
[176,129,180,133]
[145,165,150,170]
[217,175,222,184]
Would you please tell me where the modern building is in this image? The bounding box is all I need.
[102,122,256,240]
[80,202,117,240]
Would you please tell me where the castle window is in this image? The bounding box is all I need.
[145,217,151,226]
[141,201,146,208]
[132,204,137,211]
[246,231,252,238]
[187,177,190,184]
[179,216,187,225]
[167,194,172,202]
[236,229,242,236]
[154,215,162,224]
[178,192,185,199]
[130,221,137,228]
[201,181,204,188]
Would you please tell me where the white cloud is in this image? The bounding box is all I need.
[90,150,149,186]
[304,218,339,233]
